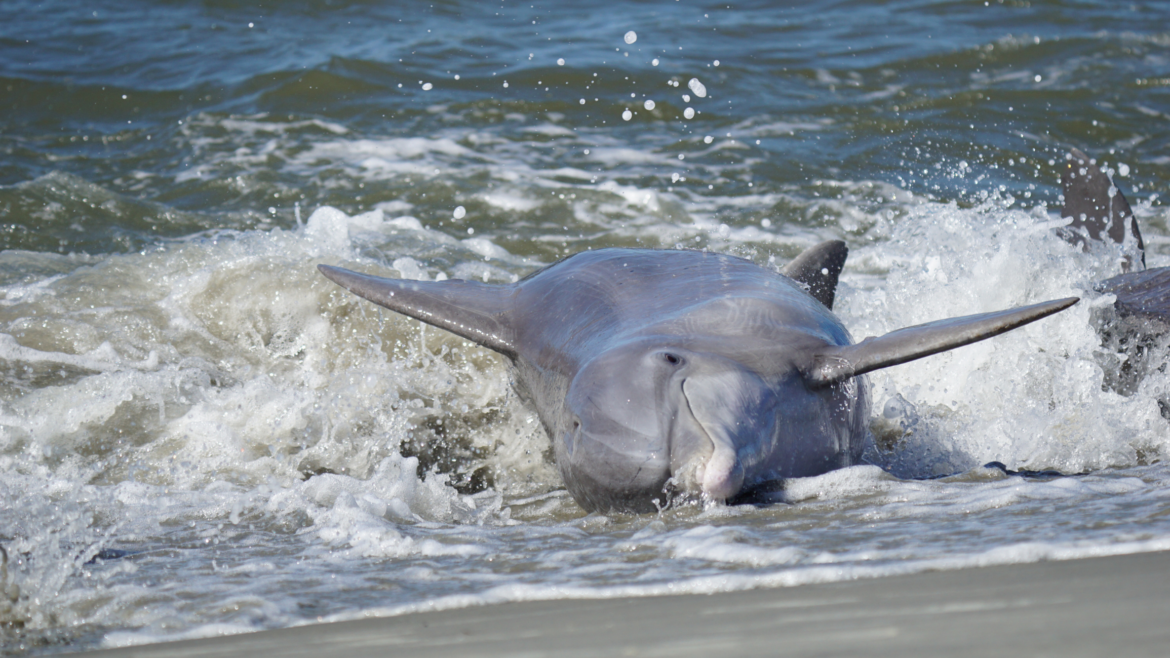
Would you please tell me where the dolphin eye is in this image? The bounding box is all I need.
[661,352,683,366]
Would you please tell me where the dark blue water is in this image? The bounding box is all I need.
[3,1,1168,253]
[2,1,1170,654]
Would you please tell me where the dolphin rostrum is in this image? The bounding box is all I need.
[1059,147,1170,393]
[319,245,1077,513]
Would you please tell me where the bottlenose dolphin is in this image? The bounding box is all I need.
[1060,147,1170,394]
[319,246,1077,512]
[1060,148,1169,326]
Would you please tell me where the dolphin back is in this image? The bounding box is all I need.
[317,265,518,357]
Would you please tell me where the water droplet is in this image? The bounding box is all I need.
[1119,163,1130,177]
[453,206,466,220]
[624,31,637,44]
[467,227,475,235]
[622,109,633,121]
[671,173,680,183]
[683,107,695,119]
[557,58,565,66]
[761,218,771,228]
[580,98,586,105]
[652,58,660,66]
[422,82,433,90]
[687,78,707,98]
[713,60,720,67]
[643,100,656,110]
[503,81,509,88]
[703,135,713,144]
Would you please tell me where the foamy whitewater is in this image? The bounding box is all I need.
[4,167,1170,651]
[2,0,1170,653]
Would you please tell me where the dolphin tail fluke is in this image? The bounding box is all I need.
[781,240,848,310]
[806,297,1079,387]
[1060,147,1144,271]
[318,265,518,357]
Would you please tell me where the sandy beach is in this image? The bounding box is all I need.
[77,550,1170,658]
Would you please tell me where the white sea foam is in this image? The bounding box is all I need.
[835,196,1167,478]
[295,138,481,178]
[218,117,349,136]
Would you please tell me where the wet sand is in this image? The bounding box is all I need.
[78,550,1170,658]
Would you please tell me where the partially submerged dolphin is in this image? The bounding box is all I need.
[319,245,1077,512]
[1059,147,1170,393]
[1060,147,1169,327]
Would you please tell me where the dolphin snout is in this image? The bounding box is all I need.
[697,429,745,501]
[677,369,775,502]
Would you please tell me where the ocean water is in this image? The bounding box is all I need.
[2,0,1170,653]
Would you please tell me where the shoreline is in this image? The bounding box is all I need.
[76,549,1170,657]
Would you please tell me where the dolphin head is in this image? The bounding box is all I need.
[558,338,787,512]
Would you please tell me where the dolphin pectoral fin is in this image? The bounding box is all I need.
[317,265,518,357]
[805,297,1080,387]
[781,240,849,310]
[1061,147,1144,271]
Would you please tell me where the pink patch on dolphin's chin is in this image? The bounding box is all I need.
[700,445,744,501]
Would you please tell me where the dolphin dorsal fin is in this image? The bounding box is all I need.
[781,240,848,309]
[1061,148,1144,271]
[318,265,517,357]
[805,297,1079,387]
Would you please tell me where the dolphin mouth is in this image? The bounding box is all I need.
[679,377,746,502]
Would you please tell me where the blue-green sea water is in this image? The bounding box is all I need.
[2,0,1170,653]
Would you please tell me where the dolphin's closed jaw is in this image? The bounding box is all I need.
[679,369,774,502]
[699,437,745,501]
[677,377,735,500]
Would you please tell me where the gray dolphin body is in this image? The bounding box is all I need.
[320,246,1076,513]
[1060,148,1169,326]
[1059,148,1170,393]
